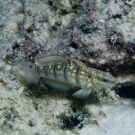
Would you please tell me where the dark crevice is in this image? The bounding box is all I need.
[61,115,84,129]
[112,14,122,19]
[116,85,135,98]
[79,24,97,34]
[69,42,78,49]
[48,1,53,6]
[26,24,36,33]
[60,10,69,15]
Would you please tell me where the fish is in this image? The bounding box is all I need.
[13,54,116,99]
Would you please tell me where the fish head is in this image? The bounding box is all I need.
[12,61,40,84]
[90,71,116,89]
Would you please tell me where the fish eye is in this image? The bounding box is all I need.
[29,65,33,68]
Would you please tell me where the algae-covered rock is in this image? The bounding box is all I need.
[1,0,135,135]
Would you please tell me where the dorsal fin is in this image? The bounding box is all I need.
[65,55,87,68]
[35,54,70,66]
[35,54,87,68]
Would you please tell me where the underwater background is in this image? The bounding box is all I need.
[0,0,135,134]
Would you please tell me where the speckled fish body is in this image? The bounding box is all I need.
[13,54,116,99]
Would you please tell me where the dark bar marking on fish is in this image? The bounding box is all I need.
[44,66,48,77]
[76,67,80,85]
[53,65,57,79]
[36,66,40,76]
[64,65,68,81]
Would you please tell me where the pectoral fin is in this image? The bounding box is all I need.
[72,89,91,99]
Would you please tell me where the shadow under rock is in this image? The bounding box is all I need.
[116,84,135,99]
